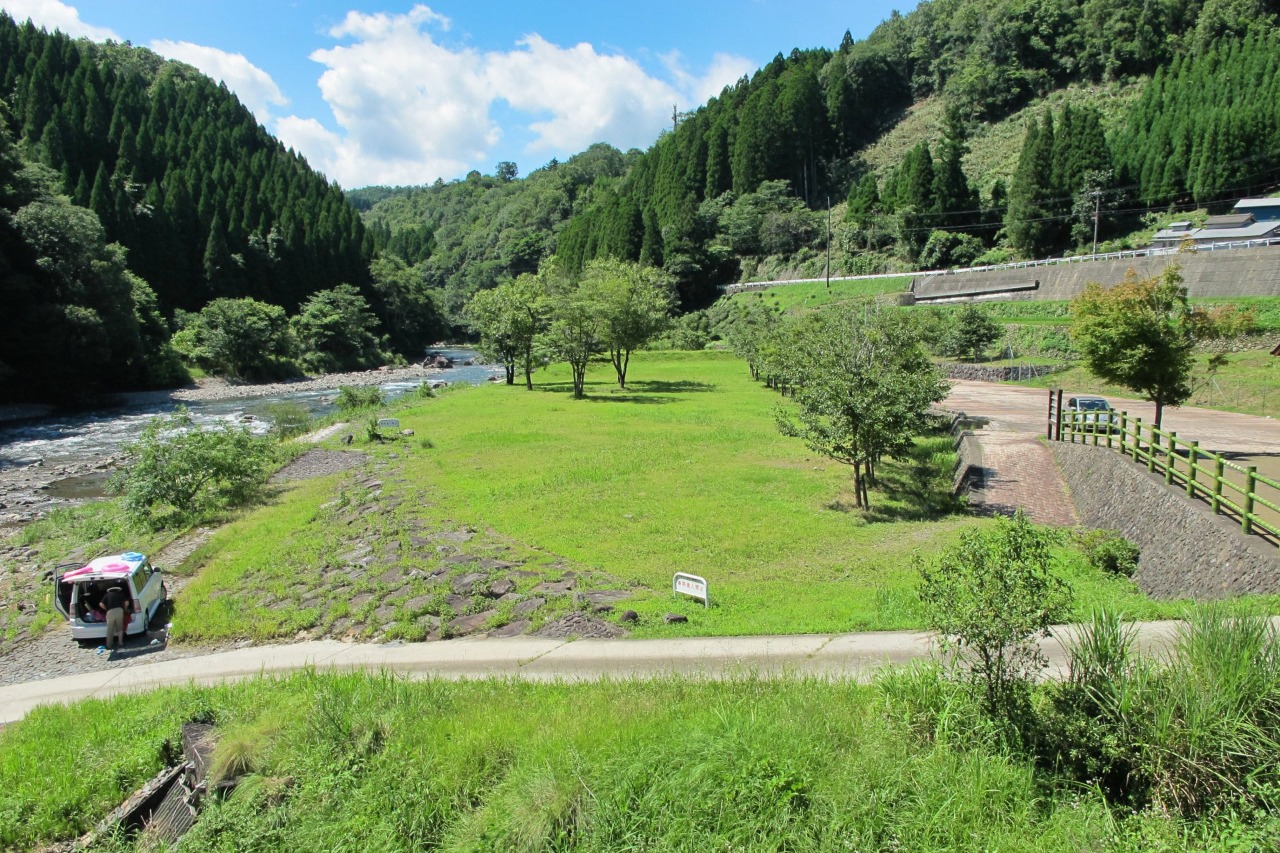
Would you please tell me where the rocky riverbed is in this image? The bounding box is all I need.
[118,362,445,406]
[0,360,498,528]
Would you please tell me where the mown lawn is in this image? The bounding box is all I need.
[167,350,1202,643]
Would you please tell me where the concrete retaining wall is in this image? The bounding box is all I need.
[914,247,1280,302]
[1051,442,1280,599]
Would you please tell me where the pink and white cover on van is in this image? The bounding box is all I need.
[52,552,166,642]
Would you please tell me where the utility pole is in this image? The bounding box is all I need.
[826,196,832,287]
[1091,190,1102,256]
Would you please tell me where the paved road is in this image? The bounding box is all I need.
[947,379,1280,529]
[946,380,1280,455]
[0,621,1204,725]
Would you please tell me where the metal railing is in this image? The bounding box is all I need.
[1050,393,1280,549]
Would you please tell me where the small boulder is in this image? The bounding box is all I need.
[513,596,546,617]
[486,578,517,598]
[620,610,639,623]
[448,609,496,635]
[489,619,530,638]
[451,572,487,595]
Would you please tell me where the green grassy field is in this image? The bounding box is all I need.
[729,276,911,313]
[166,351,1199,644]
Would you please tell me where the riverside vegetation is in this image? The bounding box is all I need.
[6,351,1280,848]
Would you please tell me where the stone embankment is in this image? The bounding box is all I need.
[1052,442,1280,598]
[912,245,1280,302]
[943,363,1065,382]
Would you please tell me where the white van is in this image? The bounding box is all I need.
[52,553,167,642]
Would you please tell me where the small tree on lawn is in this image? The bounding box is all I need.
[109,407,276,529]
[578,259,674,389]
[544,281,606,399]
[724,301,781,381]
[1071,265,1203,428]
[464,274,545,388]
[776,304,950,509]
[948,303,1003,362]
[917,510,1073,727]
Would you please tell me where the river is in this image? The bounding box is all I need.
[0,348,501,524]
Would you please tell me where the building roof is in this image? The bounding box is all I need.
[1193,220,1280,241]
[1152,226,1196,242]
[1233,197,1280,212]
[1204,213,1255,229]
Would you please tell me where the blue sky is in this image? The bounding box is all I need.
[2,1,912,188]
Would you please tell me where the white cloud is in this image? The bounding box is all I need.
[487,35,675,154]
[151,40,288,125]
[688,53,758,105]
[1,0,119,42]
[282,4,755,187]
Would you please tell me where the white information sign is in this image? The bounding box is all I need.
[673,572,709,608]
[377,418,401,430]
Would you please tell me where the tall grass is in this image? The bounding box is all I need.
[0,674,1116,852]
[1043,607,1280,816]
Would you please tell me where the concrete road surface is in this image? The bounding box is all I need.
[0,620,1208,725]
[946,380,1280,455]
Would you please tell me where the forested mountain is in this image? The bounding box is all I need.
[364,0,1280,316]
[0,118,184,399]
[0,13,425,402]
[0,12,371,314]
[354,144,635,317]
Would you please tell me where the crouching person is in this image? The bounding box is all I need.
[103,584,129,650]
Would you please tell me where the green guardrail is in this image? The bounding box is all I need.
[1052,400,1280,549]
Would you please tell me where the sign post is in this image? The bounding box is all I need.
[673,573,709,608]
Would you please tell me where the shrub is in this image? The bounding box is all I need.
[259,401,312,438]
[1073,528,1140,577]
[108,407,276,530]
[335,385,384,411]
[1042,606,1280,817]
[172,297,297,380]
[917,510,1073,730]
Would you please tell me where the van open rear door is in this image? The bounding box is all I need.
[52,563,79,620]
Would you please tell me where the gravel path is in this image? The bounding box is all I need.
[0,528,229,687]
[270,448,366,482]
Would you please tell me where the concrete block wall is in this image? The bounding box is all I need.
[914,248,1280,302]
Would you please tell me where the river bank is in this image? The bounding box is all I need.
[0,356,498,528]
[110,362,447,408]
